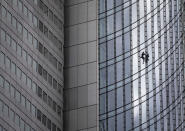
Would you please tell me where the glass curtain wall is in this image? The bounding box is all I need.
[98,0,185,130]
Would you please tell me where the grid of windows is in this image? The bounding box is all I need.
[0,74,62,131]
[0,28,63,94]
[0,51,62,117]
[99,0,184,131]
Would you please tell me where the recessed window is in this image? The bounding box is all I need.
[52,123,56,131]
[39,21,43,32]
[10,85,15,97]
[17,44,22,56]
[15,90,21,103]
[48,73,52,86]
[0,75,4,87]
[21,95,26,107]
[28,55,32,66]
[2,6,6,18]
[7,11,12,23]
[57,106,61,116]
[48,9,53,21]
[28,32,32,44]
[37,86,42,98]
[11,39,17,51]
[4,80,10,92]
[12,16,17,28]
[42,114,47,126]
[23,6,28,16]
[10,109,15,122]
[53,79,57,89]
[20,119,25,131]
[37,109,42,121]
[43,69,47,81]
[23,28,28,40]
[58,83,62,94]
[47,119,51,130]
[33,37,38,49]
[53,101,56,112]
[38,64,43,76]
[27,77,32,89]
[26,100,31,112]
[44,25,48,36]
[13,0,18,7]
[17,67,22,79]
[23,49,27,61]
[11,62,16,74]
[38,42,43,54]
[22,72,27,84]
[5,57,11,69]
[3,104,9,116]
[32,82,37,93]
[33,16,38,27]
[58,62,62,72]
[15,113,20,126]
[33,59,37,72]
[28,10,32,22]
[48,96,52,107]
[25,123,31,131]
[6,34,11,46]
[18,0,23,11]
[31,105,36,117]
[43,91,47,103]
[17,22,23,34]
[1,29,6,41]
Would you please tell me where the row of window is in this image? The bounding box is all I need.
[2,3,63,73]
[0,28,63,94]
[1,3,63,54]
[35,0,63,31]
[34,0,63,11]
[0,75,61,131]
[0,51,62,117]
[0,99,35,131]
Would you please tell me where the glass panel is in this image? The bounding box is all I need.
[5,57,11,69]
[15,90,21,103]
[10,85,15,97]
[21,95,26,107]
[0,76,4,87]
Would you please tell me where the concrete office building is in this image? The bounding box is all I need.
[65,0,185,131]
[0,0,64,130]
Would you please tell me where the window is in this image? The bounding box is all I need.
[12,16,17,28]
[53,79,57,89]
[11,62,16,74]
[23,6,28,16]
[13,0,18,7]
[7,11,12,23]
[33,16,38,27]
[4,80,10,92]
[20,119,25,131]
[42,114,47,126]
[48,73,52,86]
[0,100,3,114]
[32,82,37,93]
[10,109,14,122]
[28,32,32,44]
[44,47,48,57]
[3,104,9,116]
[38,42,43,54]
[33,0,38,5]
[15,90,21,103]
[39,21,43,32]
[22,72,27,84]
[38,64,43,76]
[53,57,57,68]
[33,59,37,72]
[28,10,32,22]
[18,0,23,11]
[23,28,28,39]
[6,34,11,46]
[57,106,61,116]
[43,69,47,81]
[28,55,32,66]
[31,105,36,117]
[27,77,32,89]
[37,86,42,98]
[2,6,6,18]
[58,62,62,72]
[37,109,42,121]
[53,101,56,112]
[15,113,20,126]
[58,83,62,94]
[44,25,48,36]
[17,22,23,33]
[17,67,22,79]
[47,119,51,130]
[33,37,38,49]
[48,9,53,21]
[10,85,15,97]
[17,44,22,56]
[25,124,30,131]
[26,100,31,112]
[0,75,4,87]
[1,29,6,41]
[5,57,11,69]
[48,96,52,107]
[21,95,26,107]
[0,52,5,67]
[11,39,17,51]
[52,123,56,131]
[23,49,27,61]
[43,91,47,103]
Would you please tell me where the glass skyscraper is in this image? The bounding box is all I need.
[99,0,185,131]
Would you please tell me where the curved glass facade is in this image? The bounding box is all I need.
[98,0,185,130]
